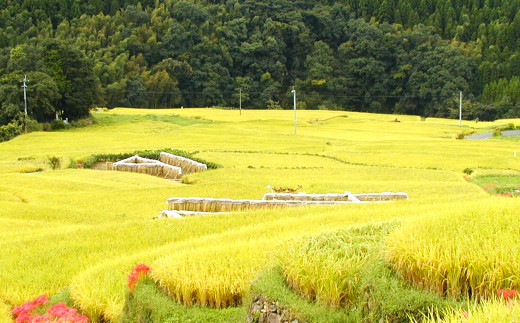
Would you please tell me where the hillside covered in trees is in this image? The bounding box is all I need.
[1,0,519,132]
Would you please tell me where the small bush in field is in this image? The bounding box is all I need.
[47,156,61,170]
[50,120,70,130]
[0,122,23,142]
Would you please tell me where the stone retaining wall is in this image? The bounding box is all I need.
[248,295,302,323]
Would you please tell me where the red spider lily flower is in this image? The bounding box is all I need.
[127,264,152,292]
[11,295,48,317]
[12,295,89,323]
[483,183,497,191]
[498,289,518,299]
[134,264,151,273]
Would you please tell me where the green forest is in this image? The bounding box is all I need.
[1,0,520,135]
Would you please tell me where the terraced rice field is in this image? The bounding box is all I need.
[0,108,518,322]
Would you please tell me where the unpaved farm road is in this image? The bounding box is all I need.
[467,129,520,140]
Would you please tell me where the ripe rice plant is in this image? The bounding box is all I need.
[385,199,520,300]
[120,277,245,322]
[1,108,519,321]
[419,299,520,322]
[0,301,10,322]
[152,240,272,309]
[279,225,393,309]
[68,204,408,321]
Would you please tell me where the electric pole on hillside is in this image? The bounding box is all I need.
[239,88,242,116]
[292,86,297,134]
[22,75,28,134]
[459,91,462,127]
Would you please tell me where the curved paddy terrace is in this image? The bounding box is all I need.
[0,108,518,322]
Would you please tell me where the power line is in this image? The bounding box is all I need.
[103,89,462,99]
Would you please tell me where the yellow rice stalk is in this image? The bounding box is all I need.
[1,108,518,321]
[419,299,520,322]
[385,199,520,300]
[0,301,11,322]
[280,230,377,309]
[151,240,272,308]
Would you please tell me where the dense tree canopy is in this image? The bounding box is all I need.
[0,39,98,124]
[1,0,519,128]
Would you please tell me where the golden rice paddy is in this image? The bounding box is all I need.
[0,108,518,321]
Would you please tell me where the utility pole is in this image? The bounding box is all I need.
[22,75,28,134]
[459,91,462,127]
[239,88,242,116]
[292,86,297,134]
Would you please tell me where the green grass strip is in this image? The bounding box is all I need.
[120,278,246,323]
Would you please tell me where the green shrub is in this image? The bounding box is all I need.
[26,118,43,132]
[41,123,52,131]
[17,156,35,161]
[0,121,23,142]
[50,120,70,130]
[68,157,79,169]
[47,156,61,170]
[495,186,518,194]
[266,100,281,110]
[30,115,97,133]
[70,115,97,128]
[491,123,516,137]
[210,106,235,110]
[463,168,474,175]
